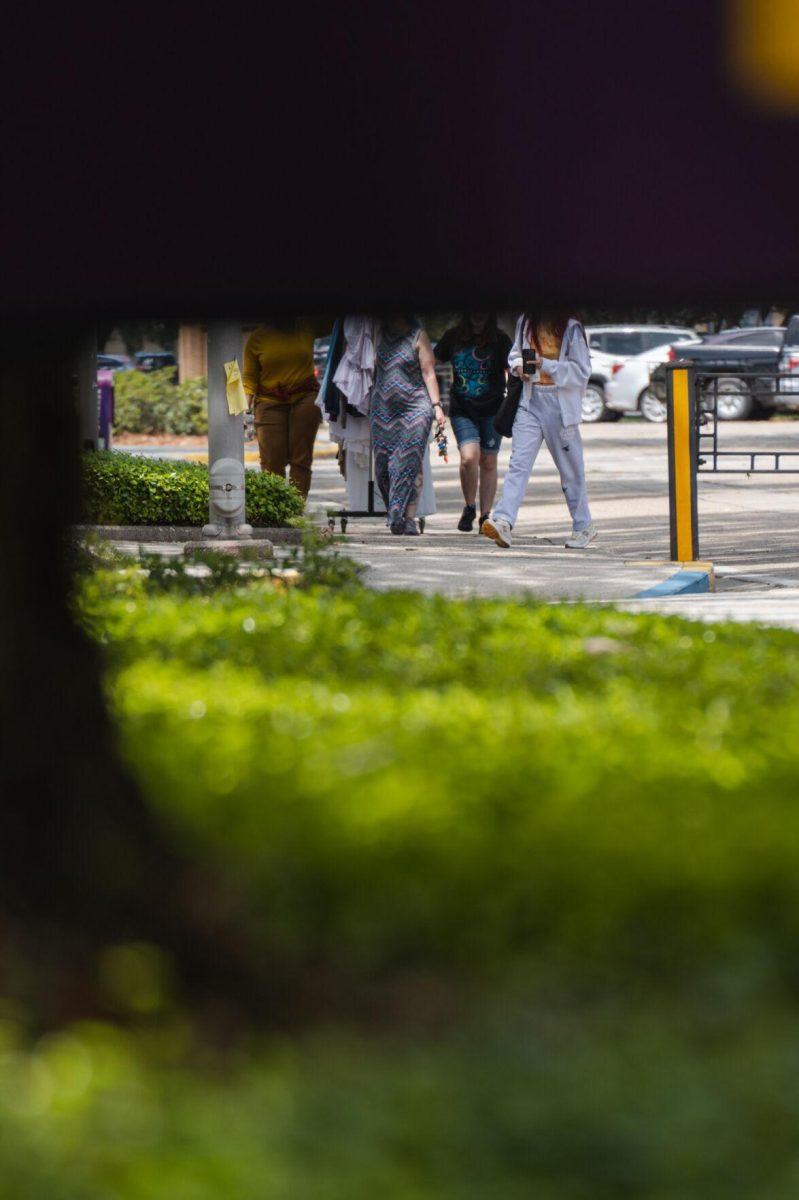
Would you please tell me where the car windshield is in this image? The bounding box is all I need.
[730,330,783,346]
[601,333,643,356]
[639,330,693,350]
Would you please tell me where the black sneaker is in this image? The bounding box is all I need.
[479,513,490,531]
[457,504,476,532]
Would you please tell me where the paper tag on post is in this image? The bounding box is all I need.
[224,359,248,415]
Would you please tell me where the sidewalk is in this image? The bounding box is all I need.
[114,430,339,463]
[109,422,799,626]
[309,421,799,625]
[338,526,713,602]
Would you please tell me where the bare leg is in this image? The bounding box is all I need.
[459,442,479,506]
[479,451,498,515]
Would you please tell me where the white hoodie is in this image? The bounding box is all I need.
[508,316,591,426]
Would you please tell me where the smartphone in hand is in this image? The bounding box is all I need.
[521,349,540,380]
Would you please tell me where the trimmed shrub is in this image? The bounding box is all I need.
[76,568,799,987]
[6,1008,799,1200]
[245,466,305,528]
[82,451,304,527]
[113,368,208,436]
[11,570,799,1198]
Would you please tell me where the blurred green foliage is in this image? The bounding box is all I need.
[113,368,207,436]
[79,572,799,982]
[82,451,305,527]
[5,1009,799,1200]
[5,567,799,1197]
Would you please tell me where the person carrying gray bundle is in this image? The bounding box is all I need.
[482,310,597,550]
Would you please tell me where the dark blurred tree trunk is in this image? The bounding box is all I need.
[0,325,268,1029]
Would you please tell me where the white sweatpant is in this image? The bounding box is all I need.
[493,386,592,530]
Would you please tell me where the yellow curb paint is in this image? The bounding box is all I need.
[185,446,338,464]
[624,559,714,571]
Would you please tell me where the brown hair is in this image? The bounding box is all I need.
[523,310,584,352]
[453,312,500,351]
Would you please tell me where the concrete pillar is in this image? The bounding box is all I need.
[202,320,252,539]
[77,328,98,450]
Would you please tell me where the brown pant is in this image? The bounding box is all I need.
[253,393,321,499]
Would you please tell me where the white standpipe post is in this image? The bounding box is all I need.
[203,320,252,539]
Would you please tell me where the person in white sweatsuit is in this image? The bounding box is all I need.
[482,312,596,549]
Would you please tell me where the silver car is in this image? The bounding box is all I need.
[604,334,701,422]
[583,325,698,422]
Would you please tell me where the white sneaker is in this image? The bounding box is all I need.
[481,516,513,548]
[565,523,597,549]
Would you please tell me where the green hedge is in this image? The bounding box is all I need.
[11,571,799,1197]
[112,367,208,435]
[4,1007,799,1200]
[82,451,304,527]
[78,571,799,986]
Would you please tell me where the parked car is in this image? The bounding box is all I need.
[313,336,331,380]
[583,325,698,422]
[97,353,132,373]
[650,316,799,419]
[605,334,701,422]
[134,351,177,377]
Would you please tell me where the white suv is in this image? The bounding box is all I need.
[604,334,702,422]
[584,325,697,422]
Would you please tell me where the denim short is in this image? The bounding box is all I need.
[450,411,502,454]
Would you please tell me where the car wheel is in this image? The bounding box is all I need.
[582,382,608,422]
[707,377,754,421]
[639,387,667,423]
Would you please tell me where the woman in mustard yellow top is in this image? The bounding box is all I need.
[243,319,325,499]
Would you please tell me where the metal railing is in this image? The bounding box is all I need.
[666,364,799,561]
[697,371,799,474]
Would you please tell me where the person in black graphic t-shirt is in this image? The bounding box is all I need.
[435,313,512,532]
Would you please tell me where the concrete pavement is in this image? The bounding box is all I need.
[117,418,799,624]
[308,417,799,623]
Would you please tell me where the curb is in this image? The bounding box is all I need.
[72,524,303,545]
[633,567,713,599]
[184,539,274,559]
[184,445,339,464]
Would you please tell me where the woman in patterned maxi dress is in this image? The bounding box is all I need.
[370,318,445,534]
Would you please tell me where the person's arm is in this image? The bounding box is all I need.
[492,332,513,393]
[539,324,591,389]
[499,332,512,375]
[418,331,444,429]
[508,316,526,379]
[242,330,260,410]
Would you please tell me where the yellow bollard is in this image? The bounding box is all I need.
[667,364,699,562]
